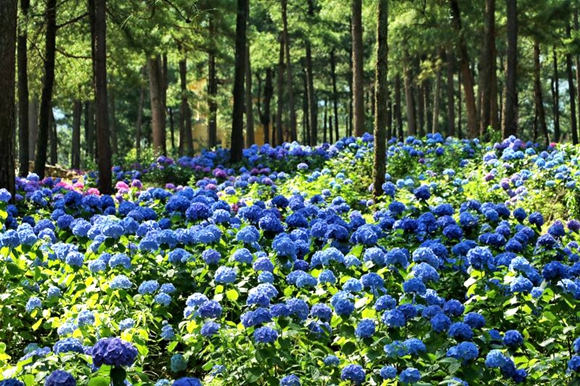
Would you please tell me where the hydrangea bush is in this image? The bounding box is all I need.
[2,134,580,385]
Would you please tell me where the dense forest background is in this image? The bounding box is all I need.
[0,0,579,194]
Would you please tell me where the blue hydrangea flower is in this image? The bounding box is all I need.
[91,337,138,367]
[77,310,95,326]
[380,365,397,379]
[446,341,479,362]
[25,297,41,313]
[400,368,421,384]
[485,349,508,368]
[341,364,366,384]
[110,275,132,290]
[138,280,160,295]
[279,374,301,386]
[382,309,406,328]
[215,266,237,284]
[253,326,279,343]
[119,318,135,331]
[53,338,84,354]
[45,370,76,386]
[171,354,188,372]
[173,377,202,386]
[323,355,340,366]
[155,293,172,306]
[448,322,474,341]
[355,319,376,339]
[503,330,523,347]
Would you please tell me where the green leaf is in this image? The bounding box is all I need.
[88,377,110,386]
[226,289,239,301]
[32,318,43,331]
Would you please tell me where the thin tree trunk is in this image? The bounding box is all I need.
[49,105,57,165]
[323,100,328,143]
[352,0,364,137]
[276,36,285,144]
[260,69,273,145]
[305,0,317,146]
[458,68,462,138]
[85,101,94,161]
[403,51,416,135]
[552,47,560,142]
[302,70,310,145]
[18,0,30,177]
[0,0,17,195]
[446,48,456,137]
[567,24,578,144]
[395,75,403,139]
[490,41,499,132]
[29,97,38,160]
[136,66,145,160]
[169,107,175,151]
[533,38,548,144]
[149,55,166,154]
[503,0,518,138]
[373,0,388,197]
[179,57,193,156]
[93,0,112,193]
[109,84,117,155]
[281,0,296,142]
[417,77,424,136]
[575,9,580,142]
[207,13,218,148]
[449,0,478,138]
[432,52,442,134]
[230,0,247,162]
[245,42,255,147]
[71,99,81,169]
[480,0,496,135]
[33,0,56,178]
[330,49,340,141]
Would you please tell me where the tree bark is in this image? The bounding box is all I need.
[230,0,247,162]
[109,84,117,155]
[533,38,548,144]
[330,49,340,141]
[302,70,311,145]
[276,36,285,144]
[0,0,17,195]
[446,48,456,137]
[395,75,403,139]
[93,0,112,193]
[49,110,57,165]
[449,0,478,138]
[33,0,57,178]
[552,47,560,142]
[432,52,442,134]
[352,0,364,137]
[245,42,255,147]
[322,100,327,143]
[567,24,578,144]
[305,4,317,146]
[373,0,388,198]
[179,58,193,156]
[281,0,296,142]
[71,99,82,169]
[208,14,218,148]
[85,101,94,161]
[136,66,145,160]
[169,107,175,152]
[29,97,38,160]
[480,0,496,135]
[18,0,30,177]
[403,50,416,135]
[149,55,166,155]
[259,69,273,145]
[417,76,425,136]
[575,9,580,143]
[503,0,518,139]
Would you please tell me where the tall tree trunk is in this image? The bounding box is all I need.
[432,53,442,134]
[259,69,273,145]
[230,0,247,162]
[575,9,580,143]
[567,24,578,144]
[49,110,57,165]
[503,0,518,138]
[352,0,364,137]
[136,66,146,160]
[208,14,218,148]
[93,0,112,193]
[449,0,478,138]
[302,70,311,145]
[18,0,30,177]
[490,42,499,131]
[85,101,94,161]
[149,55,166,155]
[446,48,456,137]
[179,57,193,156]
[373,0,388,197]
[169,107,175,151]
[552,47,560,142]
[71,99,82,169]
[0,0,17,195]
[245,42,255,147]
[533,38,548,144]
[109,84,117,155]
[403,51,416,135]
[395,75,403,139]
[458,69,462,138]
[305,0,317,146]
[281,0,297,142]
[480,0,496,135]
[33,0,56,178]
[417,77,425,136]
[29,97,38,160]
[330,49,340,141]
[322,100,327,143]
[276,36,285,144]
